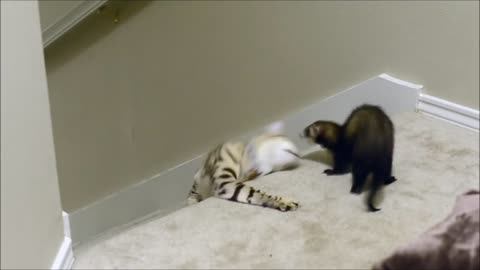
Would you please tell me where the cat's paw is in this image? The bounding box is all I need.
[278,200,300,212]
[187,196,201,206]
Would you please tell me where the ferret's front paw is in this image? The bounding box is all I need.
[385,176,397,185]
[350,186,362,194]
[323,169,337,175]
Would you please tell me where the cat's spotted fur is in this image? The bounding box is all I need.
[187,142,299,212]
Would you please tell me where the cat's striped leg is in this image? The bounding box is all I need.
[214,181,299,212]
[239,169,261,182]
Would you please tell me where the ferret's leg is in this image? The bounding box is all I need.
[351,161,368,194]
[383,156,397,185]
[385,176,397,185]
[324,150,349,175]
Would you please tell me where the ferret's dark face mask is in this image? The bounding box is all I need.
[302,127,310,138]
[301,124,320,144]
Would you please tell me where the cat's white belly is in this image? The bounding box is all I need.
[256,138,300,175]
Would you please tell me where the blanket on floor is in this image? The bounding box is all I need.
[373,190,479,270]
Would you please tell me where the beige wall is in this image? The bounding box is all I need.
[42,1,479,211]
[1,1,65,269]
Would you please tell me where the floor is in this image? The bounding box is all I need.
[73,112,479,269]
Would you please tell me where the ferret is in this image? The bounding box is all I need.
[242,121,300,181]
[302,104,397,212]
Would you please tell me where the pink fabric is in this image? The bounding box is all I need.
[373,190,480,270]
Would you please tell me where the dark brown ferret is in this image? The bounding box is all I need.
[302,104,397,212]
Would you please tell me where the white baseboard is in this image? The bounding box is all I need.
[63,211,72,239]
[69,73,421,246]
[51,237,73,270]
[51,212,74,269]
[418,93,479,131]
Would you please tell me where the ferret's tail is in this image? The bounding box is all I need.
[367,173,383,212]
[265,121,285,135]
[368,194,381,212]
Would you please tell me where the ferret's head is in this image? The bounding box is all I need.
[301,121,340,148]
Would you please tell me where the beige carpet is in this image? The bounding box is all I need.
[73,112,479,269]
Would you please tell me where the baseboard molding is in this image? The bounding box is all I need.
[63,211,72,239]
[42,0,108,48]
[51,237,74,270]
[69,73,421,246]
[417,94,479,131]
[51,211,74,269]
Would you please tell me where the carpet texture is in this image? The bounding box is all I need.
[73,112,479,269]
